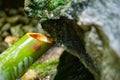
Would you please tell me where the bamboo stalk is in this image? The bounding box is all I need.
[0,33,53,80]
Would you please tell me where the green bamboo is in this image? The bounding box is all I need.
[0,33,53,80]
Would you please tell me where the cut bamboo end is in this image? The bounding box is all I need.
[27,33,53,43]
[0,33,54,80]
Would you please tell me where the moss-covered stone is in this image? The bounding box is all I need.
[24,0,120,80]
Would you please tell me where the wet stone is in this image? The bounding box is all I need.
[24,0,120,80]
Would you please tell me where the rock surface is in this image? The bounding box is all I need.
[24,0,120,80]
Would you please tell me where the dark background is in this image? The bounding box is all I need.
[0,0,24,10]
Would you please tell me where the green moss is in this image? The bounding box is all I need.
[24,0,72,18]
[49,0,66,10]
[30,59,59,77]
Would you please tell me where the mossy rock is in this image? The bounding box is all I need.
[24,0,120,80]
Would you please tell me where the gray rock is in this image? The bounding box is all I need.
[24,0,120,80]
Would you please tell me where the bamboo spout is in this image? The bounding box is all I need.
[0,33,53,80]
